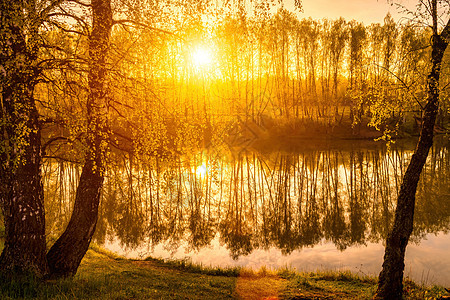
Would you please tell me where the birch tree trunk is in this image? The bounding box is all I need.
[0,0,48,278]
[46,0,112,278]
[374,1,449,297]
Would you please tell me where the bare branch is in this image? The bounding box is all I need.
[42,136,70,153]
[67,0,91,7]
[39,0,66,21]
[45,20,86,36]
[46,9,89,33]
[375,63,424,110]
[112,19,181,39]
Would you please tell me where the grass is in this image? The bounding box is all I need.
[278,269,377,299]
[0,245,448,299]
[278,269,448,300]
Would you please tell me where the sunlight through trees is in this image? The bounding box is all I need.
[1,1,449,298]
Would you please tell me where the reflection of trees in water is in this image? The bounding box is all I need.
[323,152,347,250]
[43,141,449,258]
[219,154,256,259]
[413,144,450,240]
[43,161,80,239]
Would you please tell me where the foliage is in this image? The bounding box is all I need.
[37,3,449,170]
[2,0,450,289]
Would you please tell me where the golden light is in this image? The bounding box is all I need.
[192,46,212,68]
[196,164,207,177]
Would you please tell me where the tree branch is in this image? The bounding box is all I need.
[375,63,424,110]
[112,19,182,39]
[39,0,66,21]
[67,0,91,7]
[42,136,70,153]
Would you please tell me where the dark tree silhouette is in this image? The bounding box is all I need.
[0,0,49,278]
[374,1,450,298]
[46,0,112,277]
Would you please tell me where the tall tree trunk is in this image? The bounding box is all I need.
[46,0,112,278]
[0,91,48,278]
[374,3,449,298]
[0,0,48,278]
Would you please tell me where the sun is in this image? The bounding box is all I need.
[192,46,212,68]
[195,164,207,177]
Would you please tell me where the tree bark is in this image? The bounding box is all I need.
[0,101,48,278]
[0,0,48,278]
[46,0,112,278]
[374,4,449,298]
[46,160,104,277]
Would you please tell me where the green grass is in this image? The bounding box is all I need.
[0,246,238,299]
[143,256,241,277]
[278,269,448,300]
[278,269,377,299]
[0,245,448,299]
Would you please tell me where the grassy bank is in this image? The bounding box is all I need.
[0,245,448,299]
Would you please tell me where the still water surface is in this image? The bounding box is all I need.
[44,138,450,285]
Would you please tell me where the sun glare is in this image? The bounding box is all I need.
[192,47,212,68]
[196,164,207,177]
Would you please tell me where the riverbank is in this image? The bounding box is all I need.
[0,244,448,299]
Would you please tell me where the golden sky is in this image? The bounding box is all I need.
[285,0,416,24]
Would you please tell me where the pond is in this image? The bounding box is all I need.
[43,137,450,286]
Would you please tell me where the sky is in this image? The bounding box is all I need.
[284,0,416,25]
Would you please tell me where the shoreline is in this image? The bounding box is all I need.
[1,244,448,299]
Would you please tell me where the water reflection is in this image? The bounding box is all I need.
[43,138,449,266]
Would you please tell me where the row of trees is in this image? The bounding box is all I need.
[207,11,434,125]
[91,7,448,135]
[38,4,450,156]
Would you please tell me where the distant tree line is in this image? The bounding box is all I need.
[90,8,448,139]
